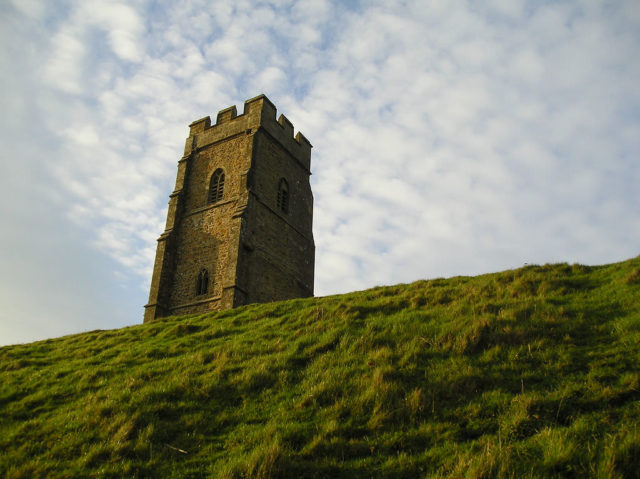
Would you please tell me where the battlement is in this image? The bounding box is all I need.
[185,95,312,169]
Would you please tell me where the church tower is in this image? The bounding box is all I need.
[144,95,314,322]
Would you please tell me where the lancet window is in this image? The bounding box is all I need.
[208,169,225,204]
[276,178,289,214]
[196,269,209,296]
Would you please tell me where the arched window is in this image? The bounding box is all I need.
[196,269,209,296]
[208,169,225,204]
[276,178,289,214]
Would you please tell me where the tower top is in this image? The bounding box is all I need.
[185,94,312,171]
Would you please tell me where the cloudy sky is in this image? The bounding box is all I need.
[1,0,638,346]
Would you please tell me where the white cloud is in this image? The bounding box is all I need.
[485,0,525,19]
[8,0,45,19]
[82,1,144,62]
[43,28,86,94]
[251,66,287,95]
[61,124,101,146]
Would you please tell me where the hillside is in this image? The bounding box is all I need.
[1,258,639,478]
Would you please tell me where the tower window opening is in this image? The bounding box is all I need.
[208,169,225,204]
[277,178,289,214]
[196,269,209,296]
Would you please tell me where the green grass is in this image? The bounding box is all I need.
[1,257,640,478]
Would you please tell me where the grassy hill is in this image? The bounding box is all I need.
[1,258,639,478]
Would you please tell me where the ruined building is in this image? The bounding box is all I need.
[144,95,314,322]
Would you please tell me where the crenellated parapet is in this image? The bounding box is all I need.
[184,94,312,170]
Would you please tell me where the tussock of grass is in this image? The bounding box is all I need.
[1,257,640,478]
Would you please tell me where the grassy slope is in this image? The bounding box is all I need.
[1,258,640,478]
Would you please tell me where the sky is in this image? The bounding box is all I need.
[1,0,639,346]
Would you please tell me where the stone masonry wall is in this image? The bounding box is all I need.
[237,130,314,304]
[166,135,251,312]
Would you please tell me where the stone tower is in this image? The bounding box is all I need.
[144,95,314,322]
